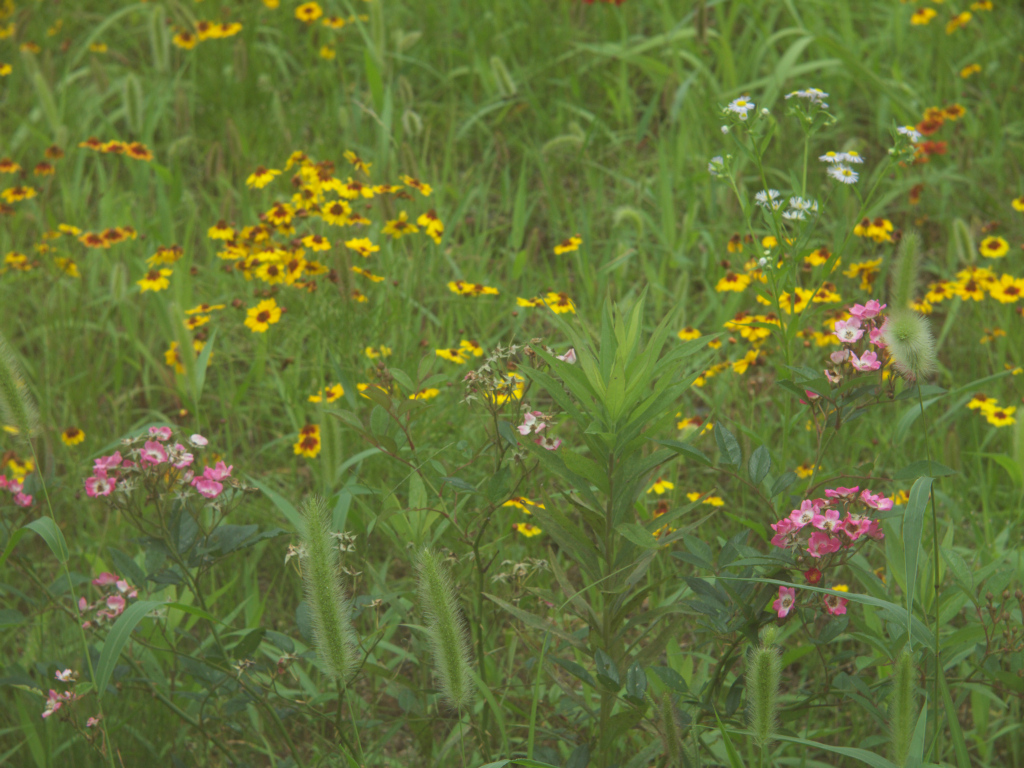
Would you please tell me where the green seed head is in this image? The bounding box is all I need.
[882,309,937,382]
[890,230,922,309]
[888,651,917,768]
[746,634,782,747]
[417,548,475,709]
[0,331,40,443]
[661,692,681,766]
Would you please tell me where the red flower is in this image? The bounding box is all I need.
[803,568,822,585]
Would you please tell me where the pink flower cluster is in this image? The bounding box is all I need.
[826,301,889,383]
[79,572,138,629]
[517,408,562,451]
[770,485,886,560]
[42,687,80,719]
[773,586,849,619]
[84,427,233,501]
[0,474,33,508]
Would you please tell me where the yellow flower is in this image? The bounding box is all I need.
[345,237,380,258]
[246,166,281,189]
[301,233,331,252]
[54,257,80,278]
[9,457,34,478]
[295,2,323,22]
[503,496,545,512]
[263,0,280,7]
[676,416,712,435]
[351,266,385,282]
[647,478,675,495]
[677,326,701,341]
[516,296,546,307]
[89,42,108,53]
[1,185,37,203]
[686,491,724,506]
[831,584,850,593]
[554,234,582,255]
[172,30,197,49]
[761,236,778,248]
[911,7,937,24]
[409,388,440,401]
[436,347,467,364]
[165,341,186,374]
[890,490,910,505]
[399,175,432,196]
[967,393,998,412]
[544,292,576,314]
[244,298,282,332]
[186,303,226,315]
[0,159,17,174]
[0,63,9,77]
[1011,196,1024,212]
[960,63,981,79]
[320,46,336,60]
[512,522,543,537]
[970,0,992,9]
[715,272,751,292]
[364,345,392,359]
[843,259,882,293]
[794,462,817,479]
[448,280,499,297]
[309,384,345,403]
[60,427,85,447]
[208,221,234,240]
[321,200,352,226]
[979,236,1009,259]
[985,406,1016,427]
[460,339,484,357]
[137,268,172,292]
[294,424,322,458]
[946,10,971,33]
[731,348,760,374]
[323,15,347,29]
[990,275,1024,304]
[382,211,419,238]
[416,210,444,245]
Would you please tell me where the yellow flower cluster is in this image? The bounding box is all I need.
[172,20,243,50]
[967,394,1016,428]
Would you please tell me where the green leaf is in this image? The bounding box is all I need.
[108,547,147,588]
[192,328,217,401]
[975,452,1024,487]
[713,709,746,768]
[23,517,69,563]
[549,656,596,688]
[497,420,519,448]
[941,548,974,599]
[0,528,27,569]
[893,460,956,481]
[770,471,798,498]
[748,444,771,485]
[714,423,741,466]
[902,477,933,646]
[653,439,710,466]
[95,599,164,697]
[938,673,971,768]
[595,648,620,691]
[388,367,416,393]
[232,627,266,660]
[650,665,688,693]
[774,735,898,768]
[246,476,303,531]
[441,476,478,493]
[484,593,587,650]
[615,523,661,549]
[625,662,647,702]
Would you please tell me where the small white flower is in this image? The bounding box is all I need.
[838,150,864,164]
[786,88,829,105]
[788,196,815,211]
[819,151,842,164]
[827,164,859,185]
[754,189,782,210]
[725,97,756,118]
[757,257,770,268]
[55,669,77,682]
[782,209,806,221]
[707,156,726,177]
[897,125,922,142]
[721,125,729,134]
[761,108,770,115]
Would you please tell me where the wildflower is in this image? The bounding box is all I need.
[535,436,562,451]
[321,200,352,226]
[512,522,543,537]
[897,125,923,143]
[819,151,842,164]
[557,348,577,364]
[762,236,779,248]
[139,440,169,467]
[823,589,848,616]
[544,292,576,314]
[184,315,210,332]
[459,339,484,358]
[399,175,432,196]
[172,30,197,49]
[0,63,10,76]
[1012,196,1024,212]
[255,261,286,285]
[828,165,859,184]
[946,11,971,34]
[190,434,208,447]
[843,259,882,293]
[124,142,153,161]
[795,462,817,479]
[554,235,582,255]
[990,275,1024,303]
[708,156,726,177]
[715,272,752,292]
[807,530,842,558]
[0,158,19,174]
[517,296,545,307]
[61,427,85,447]
[320,45,336,60]
[773,586,796,619]
[302,233,331,252]
[417,210,444,244]
[1,186,37,203]
[677,326,701,340]
[804,568,822,585]
[518,411,548,436]
[833,318,864,343]
[960,63,981,78]
[309,384,344,403]
[839,151,864,164]
[436,347,467,364]
[448,280,499,297]
[244,298,282,332]
[100,141,126,155]
[978,236,1009,259]
[754,189,782,210]
[804,248,834,268]
[246,166,281,189]
[186,303,225,315]
[943,104,966,121]
[850,350,881,372]
[860,489,894,511]
[137,269,172,293]
[647,478,674,495]
[732,348,760,374]
[686,491,725,506]
[985,406,1016,427]
[295,2,323,22]
[409,388,440,400]
[208,221,234,240]
[343,150,369,174]
[725,97,756,119]
[294,424,322,458]
[970,0,992,9]
[54,258,80,278]
[383,211,419,238]
[364,345,392,360]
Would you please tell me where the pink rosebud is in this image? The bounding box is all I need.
[42,689,63,719]
[94,452,123,471]
[92,572,118,586]
[204,461,233,482]
[189,434,208,447]
[535,436,562,451]
[848,300,886,320]
[78,597,89,612]
[140,440,168,466]
[192,476,224,499]
[557,348,577,364]
[823,591,848,616]
[807,530,842,558]
[850,350,881,372]
[85,474,117,498]
[0,476,7,490]
[865,520,885,540]
[860,489,893,511]
[803,389,820,401]
[115,579,130,593]
[770,533,791,549]
[13,492,32,507]
[824,486,860,499]
[830,349,850,365]
[149,426,173,442]
[833,318,864,343]
[86,716,101,728]
[803,568,822,585]
[773,586,796,618]
[6,479,22,494]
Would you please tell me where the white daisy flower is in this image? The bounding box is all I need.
[707,156,726,177]
[838,150,864,164]
[726,97,756,119]
[785,88,829,106]
[828,165,859,184]
[721,125,729,134]
[754,189,782,210]
[782,210,806,221]
[819,151,842,164]
[897,125,922,142]
[788,196,816,211]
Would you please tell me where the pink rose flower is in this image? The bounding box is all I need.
[204,461,233,482]
[848,300,886,320]
[171,444,194,469]
[788,500,817,528]
[860,489,893,511]
[140,441,168,466]
[535,436,562,451]
[85,473,117,498]
[824,486,860,499]
[517,411,546,436]
[850,350,881,372]
[13,492,32,507]
[92,572,118,586]
[192,476,224,499]
[149,426,173,442]
[94,452,123,471]
[189,434,208,447]
[773,586,796,618]
[807,531,842,558]
[833,318,864,343]
[812,508,841,531]
[823,591,848,616]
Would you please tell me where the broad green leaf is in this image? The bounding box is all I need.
[748,444,771,485]
[615,523,661,549]
[484,593,587,650]
[770,471,798,498]
[774,735,898,768]
[95,599,164,697]
[714,423,741,466]
[653,439,710,466]
[893,460,956,481]
[24,517,69,564]
[902,477,933,648]
[938,673,971,768]
[549,656,596,688]
[246,476,304,531]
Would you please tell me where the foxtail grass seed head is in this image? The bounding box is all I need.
[300,495,358,682]
[891,230,922,309]
[746,633,782,747]
[888,651,917,768]
[882,309,937,382]
[660,692,681,766]
[417,548,474,709]
[0,331,40,442]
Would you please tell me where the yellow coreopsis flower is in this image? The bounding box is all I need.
[138,269,172,292]
[244,298,282,332]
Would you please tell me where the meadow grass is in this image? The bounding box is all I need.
[1,0,1023,766]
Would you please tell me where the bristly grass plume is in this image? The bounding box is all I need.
[0,331,40,442]
[746,625,781,747]
[888,651,917,768]
[882,309,937,381]
[417,548,474,709]
[300,495,358,682]
[890,230,922,309]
